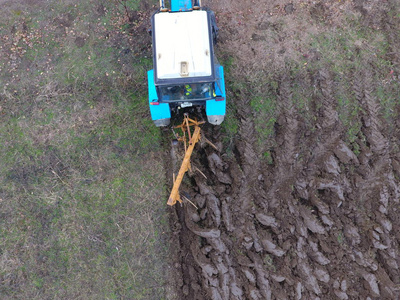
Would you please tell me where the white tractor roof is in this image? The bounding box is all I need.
[154,10,212,80]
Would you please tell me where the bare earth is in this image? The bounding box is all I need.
[166,0,400,299]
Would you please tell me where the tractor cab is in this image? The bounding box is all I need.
[147,0,226,127]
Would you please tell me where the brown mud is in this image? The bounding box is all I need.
[167,76,400,299]
[165,0,400,299]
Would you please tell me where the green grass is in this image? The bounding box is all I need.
[219,55,239,153]
[0,89,169,300]
[221,98,239,153]
[0,0,170,299]
[250,85,277,152]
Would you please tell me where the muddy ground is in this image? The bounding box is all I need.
[165,1,400,299]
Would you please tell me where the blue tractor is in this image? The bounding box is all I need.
[147,0,226,127]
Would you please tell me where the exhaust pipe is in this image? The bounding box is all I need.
[193,0,201,10]
[160,0,168,11]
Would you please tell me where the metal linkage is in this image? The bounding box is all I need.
[167,114,204,206]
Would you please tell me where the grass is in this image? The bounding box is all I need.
[0,0,170,299]
[307,20,398,144]
[219,53,278,158]
[250,82,277,157]
[219,54,239,153]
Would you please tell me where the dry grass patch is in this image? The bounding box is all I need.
[1,0,171,299]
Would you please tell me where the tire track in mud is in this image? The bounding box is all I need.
[166,66,400,299]
[285,68,400,299]
[289,69,366,299]
[282,67,400,299]
[165,71,336,299]
[350,65,400,298]
[164,81,298,299]
[267,74,301,209]
[163,0,400,297]
[265,69,350,299]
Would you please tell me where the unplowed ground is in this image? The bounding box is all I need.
[166,1,400,299]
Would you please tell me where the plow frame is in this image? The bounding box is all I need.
[167,114,205,206]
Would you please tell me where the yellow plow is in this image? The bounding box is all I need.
[167,114,205,206]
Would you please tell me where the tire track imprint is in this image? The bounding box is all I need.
[266,74,301,210]
[351,66,400,297]
[165,0,400,297]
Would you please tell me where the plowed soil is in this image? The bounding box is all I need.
[165,0,400,299]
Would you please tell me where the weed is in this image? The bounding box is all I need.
[263,151,274,165]
[337,231,344,244]
[251,81,277,156]
[263,254,276,272]
[220,56,239,152]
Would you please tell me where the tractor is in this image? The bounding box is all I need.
[147,0,226,127]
